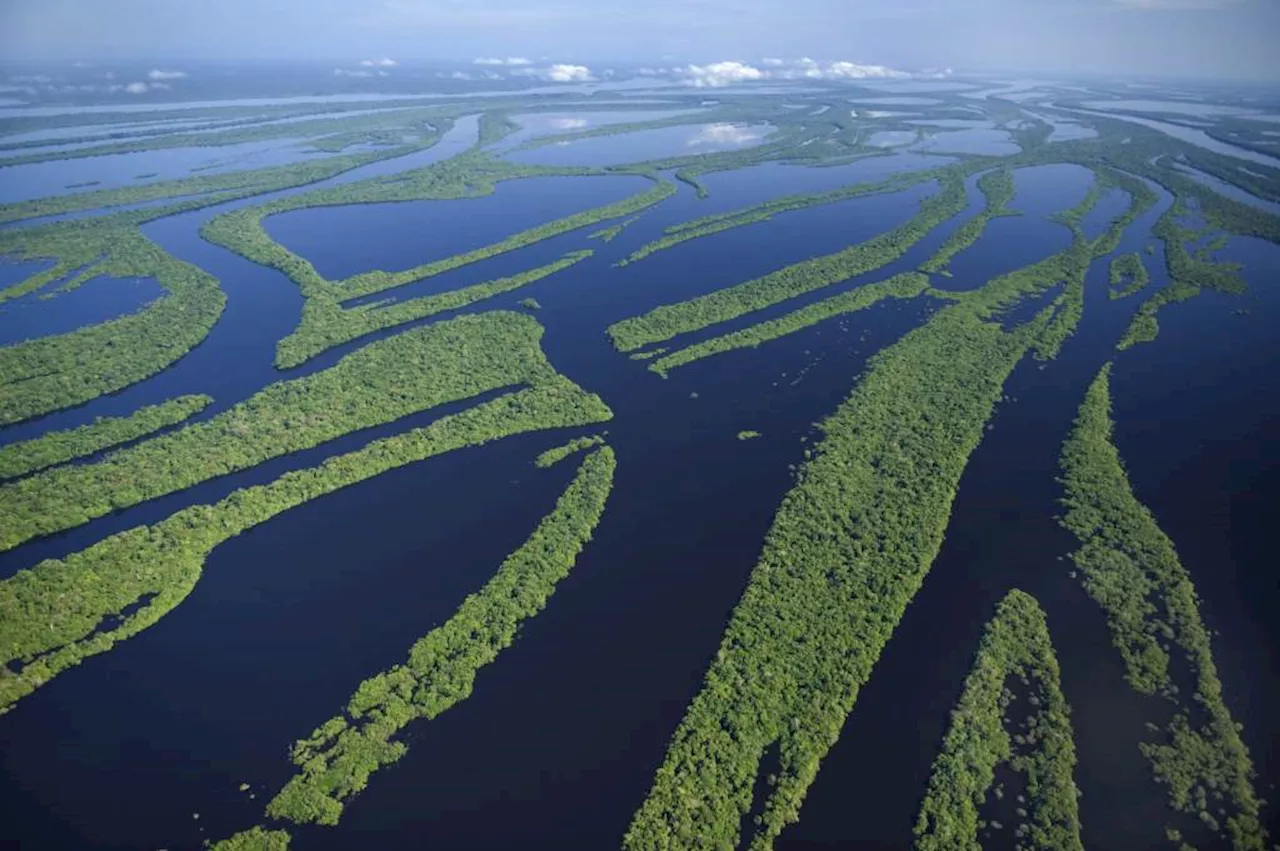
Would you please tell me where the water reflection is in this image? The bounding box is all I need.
[914,127,1018,156]
[504,121,773,167]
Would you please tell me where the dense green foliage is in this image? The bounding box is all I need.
[608,170,967,353]
[588,215,638,243]
[623,265,1071,851]
[202,162,670,303]
[914,590,1083,851]
[0,312,564,552]
[209,826,291,851]
[0,394,211,480]
[0,359,612,714]
[1115,203,1244,350]
[0,123,471,425]
[534,435,605,468]
[274,250,592,368]
[262,446,615,826]
[615,168,941,267]
[1117,282,1199,350]
[0,221,225,425]
[649,272,930,375]
[920,168,1017,274]
[1058,365,1267,850]
[1109,252,1151,299]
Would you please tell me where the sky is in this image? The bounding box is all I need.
[2,0,1278,81]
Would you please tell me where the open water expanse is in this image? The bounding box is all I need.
[0,107,1277,851]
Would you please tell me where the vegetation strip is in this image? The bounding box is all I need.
[0,130,445,226]
[1058,365,1267,849]
[209,826,291,851]
[0,222,225,426]
[648,272,930,375]
[638,161,1118,375]
[534,435,606,468]
[0,312,560,552]
[201,159,672,303]
[256,446,615,827]
[623,263,1074,851]
[275,250,594,368]
[615,168,942,267]
[0,395,211,480]
[607,169,968,353]
[914,590,1083,851]
[1116,203,1244,350]
[920,168,1017,274]
[0,375,613,714]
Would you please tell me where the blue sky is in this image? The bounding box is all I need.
[2,0,1278,80]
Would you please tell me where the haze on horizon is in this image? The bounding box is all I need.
[1,0,1278,83]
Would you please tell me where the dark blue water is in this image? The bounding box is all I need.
[1108,235,1280,816]
[0,274,165,345]
[0,127,1277,851]
[0,258,53,292]
[1079,187,1132,244]
[687,153,957,217]
[778,181,1280,851]
[598,182,938,322]
[505,122,773,167]
[776,177,1182,851]
[934,164,1093,291]
[264,174,651,280]
[0,117,483,447]
[0,157,961,851]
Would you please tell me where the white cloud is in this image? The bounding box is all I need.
[474,56,532,66]
[549,117,590,130]
[124,82,150,94]
[775,57,909,81]
[547,63,594,82]
[516,63,594,82]
[147,69,187,80]
[681,61,765,87]
[676,57,911,87]
[333,68,374,78]
[359,57,398,67]
[688,123,768,146]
